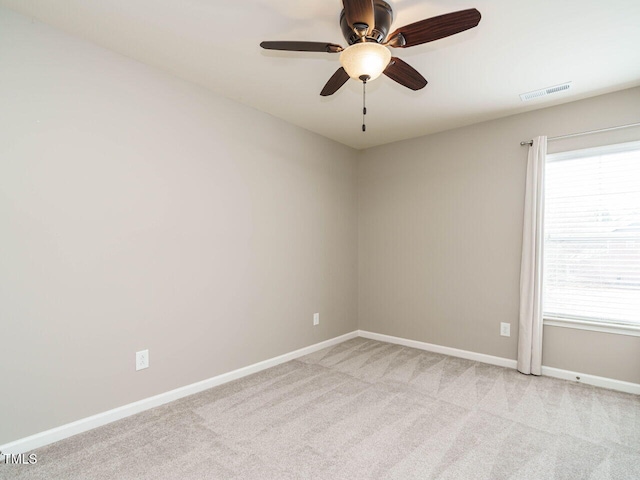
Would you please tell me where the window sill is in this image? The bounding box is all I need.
[543,317,640,337]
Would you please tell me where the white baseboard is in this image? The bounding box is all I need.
[541,366,640,395]
[0,331,358,455]
[358,330,640,395]
[357,330,518,369]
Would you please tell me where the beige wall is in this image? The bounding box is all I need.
[358,86,640,384]
[0,7,358,445]
[542,327,640,381]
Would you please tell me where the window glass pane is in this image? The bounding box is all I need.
[543,142,640,325]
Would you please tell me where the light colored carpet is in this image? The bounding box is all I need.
[2,337,639,479]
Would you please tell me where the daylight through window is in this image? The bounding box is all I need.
[543,141,640,326]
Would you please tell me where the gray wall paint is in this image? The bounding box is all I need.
[542,326,640,382]
[358,87,640,384]
[0,8,358,444]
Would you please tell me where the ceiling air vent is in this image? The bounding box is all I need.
[519,82,572,101]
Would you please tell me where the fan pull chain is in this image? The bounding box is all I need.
[362,78,367,132]
[358,75,370,132]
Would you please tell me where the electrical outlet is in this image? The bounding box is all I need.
[136,349,149,371]
[313,313,320,326]
[500,323,511,337]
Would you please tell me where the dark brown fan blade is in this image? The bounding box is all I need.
[343,0,375,32]
[320,67,350,96]
[383,58,427,90]
[260,41,343,53]
[387,8,481,48]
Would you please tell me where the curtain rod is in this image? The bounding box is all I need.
[519,121,640,146]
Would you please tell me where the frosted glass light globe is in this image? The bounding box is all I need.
[339,43,392,81]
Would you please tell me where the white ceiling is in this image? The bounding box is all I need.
[2,0,640,149]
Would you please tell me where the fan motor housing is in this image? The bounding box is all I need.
[340,0,394,45]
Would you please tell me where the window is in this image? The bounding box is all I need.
[543,141,640,334]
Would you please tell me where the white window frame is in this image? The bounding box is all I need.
[542,140,640,338]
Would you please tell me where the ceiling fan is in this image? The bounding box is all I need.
[260,1,482,96]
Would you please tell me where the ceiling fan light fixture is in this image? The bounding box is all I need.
[339,42,391,82]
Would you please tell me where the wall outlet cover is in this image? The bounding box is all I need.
[313,313,320,326]
[500,323,511,337]
[136,349,149,371]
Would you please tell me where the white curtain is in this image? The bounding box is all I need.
[518,136,547,375]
